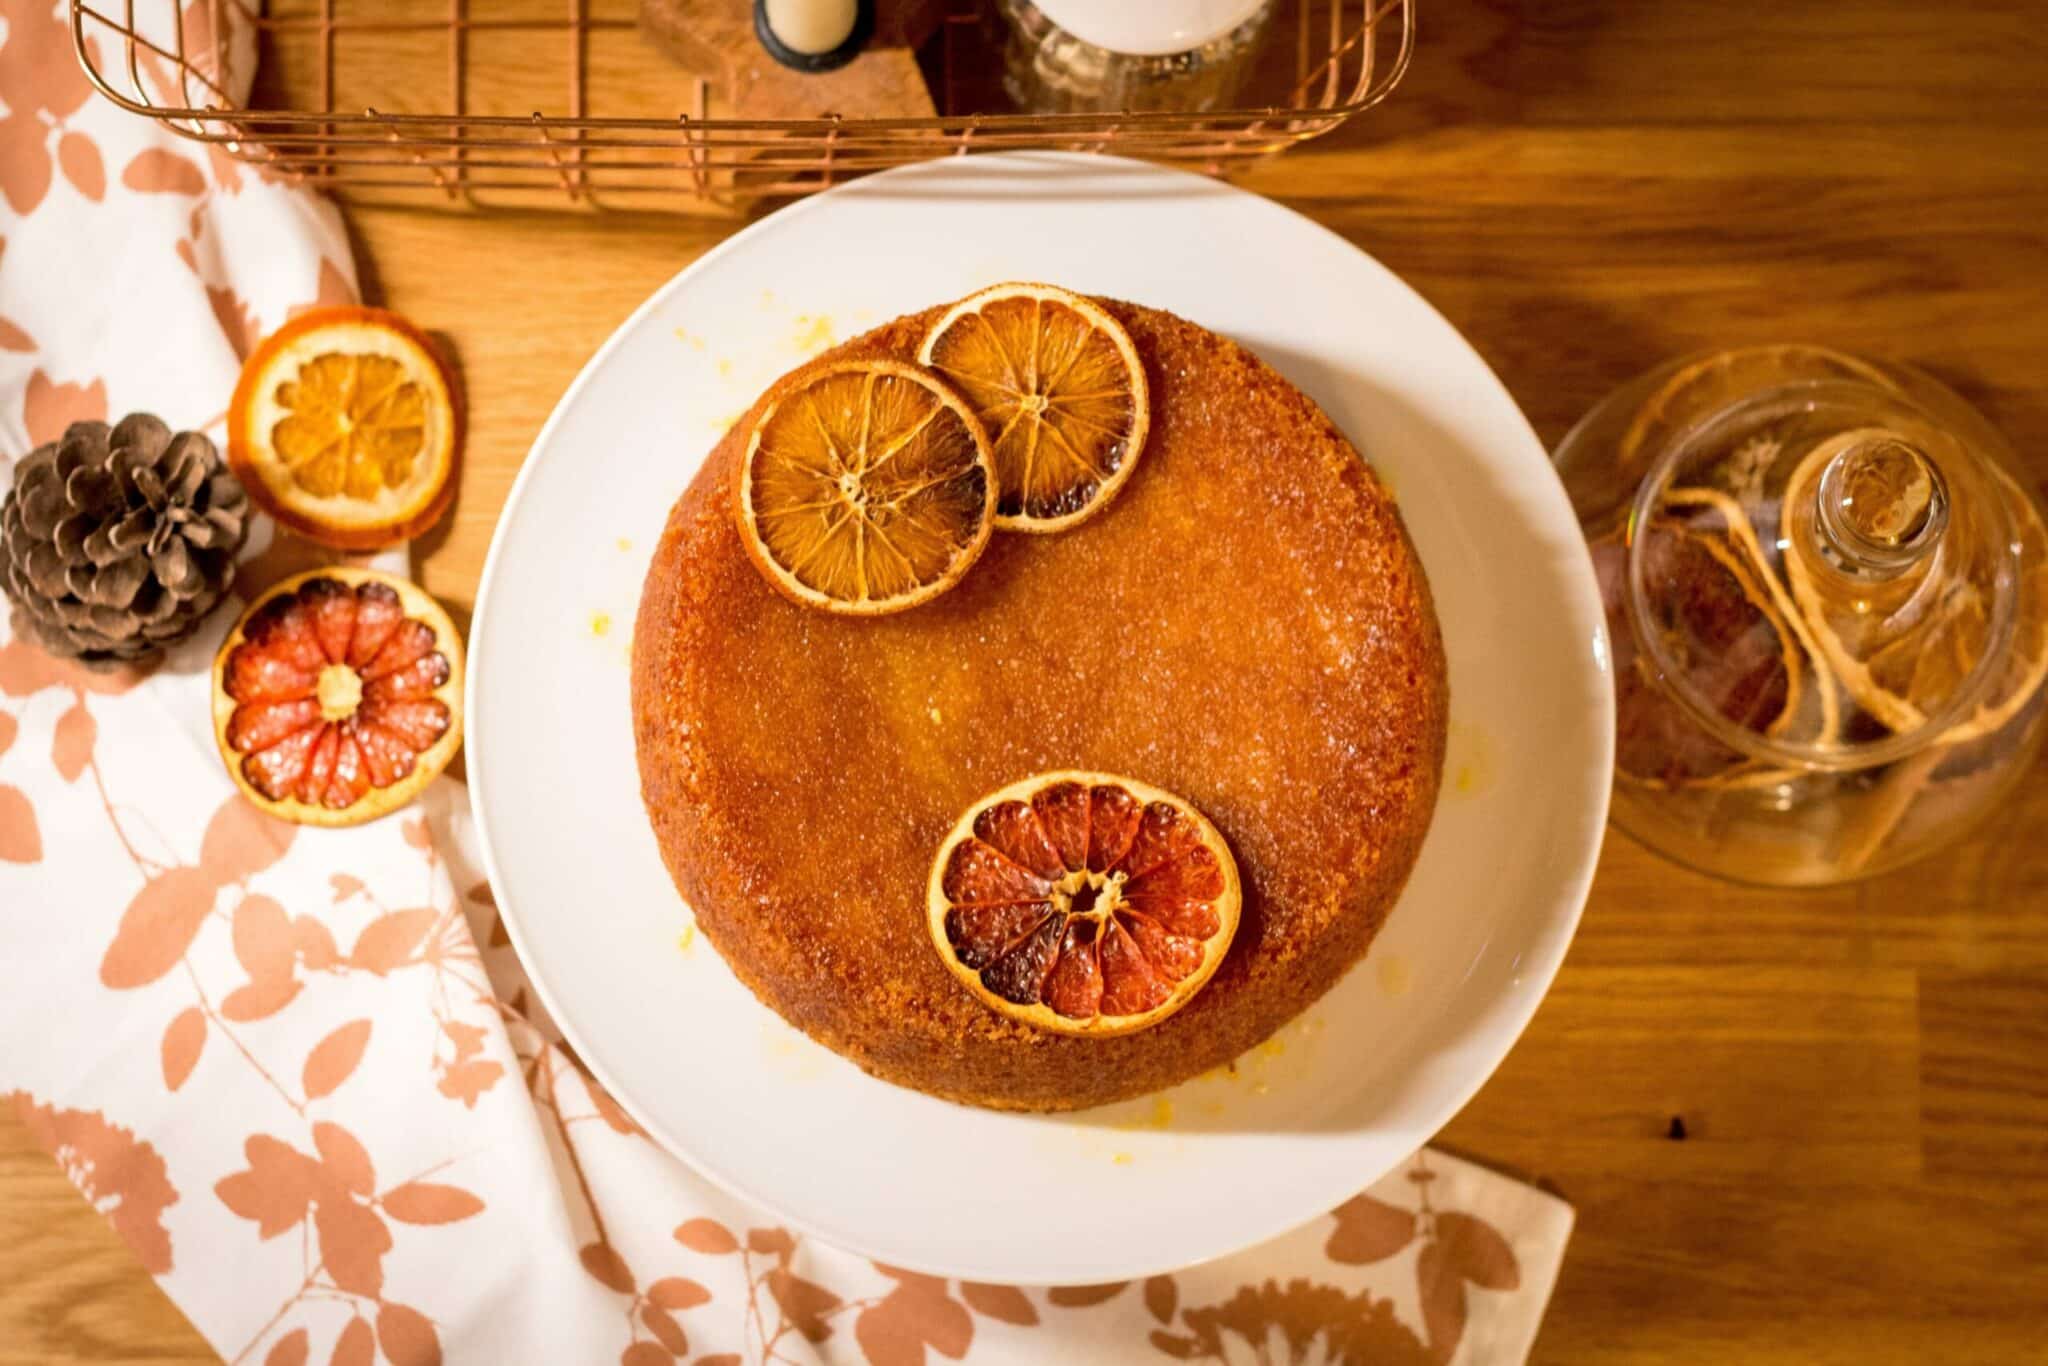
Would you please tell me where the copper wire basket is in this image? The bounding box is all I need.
[71,0,1413,213]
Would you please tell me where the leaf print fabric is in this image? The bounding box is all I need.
[0,3,1575,1362]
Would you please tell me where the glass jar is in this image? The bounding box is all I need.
[1554,347,2048,885]
[995,0,1272,114]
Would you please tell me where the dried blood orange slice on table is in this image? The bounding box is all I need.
[918,282,1150,532]
[229,306,461,550]
[736,358,996,614]
[927,772,1241,1037]
[211,567,463,826]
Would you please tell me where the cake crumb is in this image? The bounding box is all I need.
[717,358,733,378]
[616,537,632,552]
[589,611,612,638]
[1111,1152,1133,1166]
[676,922,696,954]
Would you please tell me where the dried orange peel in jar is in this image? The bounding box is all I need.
[212,567,463,827]
[1780,438,2048,745]
[1616,346,1899,492]
[927,772,1241,1037]
[1608,511,1809,789]
[736,358,997,615]
[229,307,461,550]
[919,283,1150,533]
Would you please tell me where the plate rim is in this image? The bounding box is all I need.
[464,150,1613,1282]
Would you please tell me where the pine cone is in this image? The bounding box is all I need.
[2,414,249,670]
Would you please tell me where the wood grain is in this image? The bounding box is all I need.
[8,1,2047,1361]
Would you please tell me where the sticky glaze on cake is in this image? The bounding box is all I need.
[632,298,1447,1111]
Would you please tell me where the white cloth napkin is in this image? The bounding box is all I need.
[0,3,1574,1361]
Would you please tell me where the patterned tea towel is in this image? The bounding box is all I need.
[0,2,1575,1361]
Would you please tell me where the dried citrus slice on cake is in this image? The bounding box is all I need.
[736,358,996,615]
[211,567,463,826]
[918,282,1150,532]
[228,306,461,550]
[927,772,1241,1037]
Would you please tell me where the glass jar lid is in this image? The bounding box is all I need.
[1623,359,2044,772]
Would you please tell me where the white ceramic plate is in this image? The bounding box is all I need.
[467,152,1611,1285]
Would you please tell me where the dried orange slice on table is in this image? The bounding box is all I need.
[736,358,996,615]
[229,306,461,550]
[928,772,1241,1037]
[919,282,1150,532]
[212,567,463,826]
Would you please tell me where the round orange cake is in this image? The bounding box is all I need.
[632,298,1447,1111]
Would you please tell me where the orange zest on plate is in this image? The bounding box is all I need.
[735,357,996,615]
[918,282,1150,533]
[927,771,1241,1037]
[211,567,464,827]
[228,306,461,550]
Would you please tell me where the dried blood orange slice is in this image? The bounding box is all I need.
[927,772,1241,1037]
[211,567,463,827]
[228,307,461,550]
[918,283,1150,533]
[736,358,996,615]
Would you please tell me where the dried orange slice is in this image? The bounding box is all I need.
[228,306,461,550]
[736,358,996,615]
[918,283,1150,532]
[927,772,1241,1037]
[211,567,463,827]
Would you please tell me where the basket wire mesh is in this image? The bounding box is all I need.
[71,0,1413,212]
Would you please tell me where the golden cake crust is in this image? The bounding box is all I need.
[632,299,1447,1111]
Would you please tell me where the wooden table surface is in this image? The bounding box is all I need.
[8,1,2047,1360]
